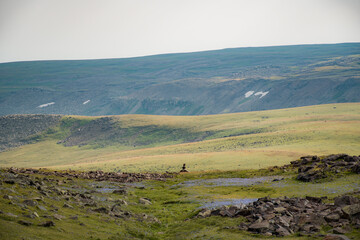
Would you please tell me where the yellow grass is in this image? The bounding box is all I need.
[0,103,359,172]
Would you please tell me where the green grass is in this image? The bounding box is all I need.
[1,168,359,239]
[0,103,359,172]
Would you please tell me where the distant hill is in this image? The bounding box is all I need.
[0,43,359,116]
[0,103,359,172]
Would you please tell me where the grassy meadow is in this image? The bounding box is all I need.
[0,103,359,172]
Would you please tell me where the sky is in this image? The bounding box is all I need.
[0,0,360,63]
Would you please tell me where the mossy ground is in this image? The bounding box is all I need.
[1,168,359,240]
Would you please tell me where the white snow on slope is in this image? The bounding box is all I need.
[254,91,269,98]
[37,102,55,108]
[245,91,254,98]
[83,100,90,105]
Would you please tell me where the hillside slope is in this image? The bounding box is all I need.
[0,103,359,172]
[0,43,360,115]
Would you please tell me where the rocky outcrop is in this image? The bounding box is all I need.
[197,195,360,237]
[280,154,360,182]
[5,167,176,183]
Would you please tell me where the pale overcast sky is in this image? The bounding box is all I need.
[0,0,359,63]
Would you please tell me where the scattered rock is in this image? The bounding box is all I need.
[4,167,176,183]
[38,221,55,227]
[18,220,32,226]
[4,180,15,184]
[323,234,351,240]
[139,198,152,205]
[63,203,73,208]
[196,194,360,237]
[37,205,47,211]
[112,188,127,195]
[342,204,360,216]
[248,220,270,233]
[93,207,109,214]
[53,214,65,220]
[5,212,18,218]
[285,154,360,182]
[198,209,212,218]
[23,199,37,207]
[334,195,359,207]
[115,199,128,205]
[3,195,13,200]
[332,227,349,234]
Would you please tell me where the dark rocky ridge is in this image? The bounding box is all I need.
[0,115,61,151]
[278,154,360,182]
[5,167,176,183]
[197,195,360,237]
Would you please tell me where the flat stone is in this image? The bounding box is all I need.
[342,204,360,216]
[323,234,351,240]
[248,220,270,232]
[18,220,32,226]
[332,227,349,234]
[4,180,15,184]
[37,205,47,211]
[198,209,211,218]
[276,226,291,236]
[139,198,152,205]
[63,203,73,208]
[5,212,18,218]
[3,195,13,200]
[38,221,55,227]
[112,189,127,195]
[325,213,340,222]
[53,214,65,220]
[334,195,359,207]
[274,207,286,213]
[23,199,37,206]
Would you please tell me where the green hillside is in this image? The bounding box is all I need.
[1,103,359,172]
[1,43,360,115]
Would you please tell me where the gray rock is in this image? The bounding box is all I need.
[3,195,13,200]
[276,225,291,236]
[198,209,212,218]
[38,221,55,227]
[93,207,109,214]
[18,220,32,226]
[325,213,340,222]
[5,212,18,218]
[115,199,128,205]
[248,220,270,232]
[334,195,359,207]
[63,203,73,208]
[53,214,65,220]
[139,198,152,205]
[112,188,127,195]
[332,227,349,234]
[23,199,37,206]
[37,205,47,211]
[323,234,351,240]
[342,204,360,216]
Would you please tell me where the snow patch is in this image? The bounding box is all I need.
[37,102,55,108]
[83,100,90,105]
[254,91,269,98]
[245,91,254,98]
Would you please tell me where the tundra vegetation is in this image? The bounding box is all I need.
[0,103,359,239]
